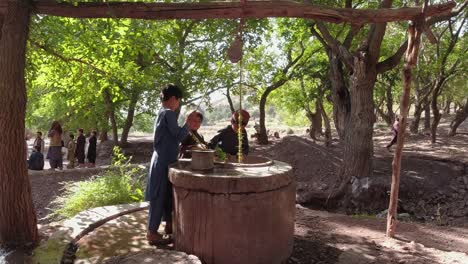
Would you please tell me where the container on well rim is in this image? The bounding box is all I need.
[190,149,215,171]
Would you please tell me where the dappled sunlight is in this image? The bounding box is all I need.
[293,205,468,263]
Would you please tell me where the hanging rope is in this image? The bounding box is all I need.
[237,18,245,163]
[227,12,246,163]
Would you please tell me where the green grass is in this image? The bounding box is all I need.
[52,147,146,219]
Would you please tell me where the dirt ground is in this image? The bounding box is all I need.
[28,115,468,263]
[289,205,468,264]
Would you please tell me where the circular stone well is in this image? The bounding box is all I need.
[169,156,295,264]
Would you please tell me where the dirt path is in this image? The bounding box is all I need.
[290,205,468,264]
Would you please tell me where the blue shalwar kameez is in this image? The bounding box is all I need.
[145,108,189,232]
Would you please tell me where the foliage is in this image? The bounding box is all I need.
[52,147,146,219]
[26,16,269,138]
[214,146,227,162]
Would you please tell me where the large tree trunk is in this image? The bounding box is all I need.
[120,90,139,146]
[448,100,468,136]
[0,0,39,247]
[328,53,350,140]
[103,88,118,146]
[342,61,376,183]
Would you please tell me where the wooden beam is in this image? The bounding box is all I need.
[0,1,456,24]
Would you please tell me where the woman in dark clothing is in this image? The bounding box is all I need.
[179,111,207,159]
[75,128,86,167]
[87,130,97,167]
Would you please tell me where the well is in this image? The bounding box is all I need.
[169,156,295,264]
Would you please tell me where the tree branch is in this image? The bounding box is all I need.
[31,41,107,75]
[184,86,225,104]
[309,24,330,51]
[376,40,408,73]
[315,22,354,70]
[367,0,392,65]
[426,1,467,25]
[153,52,176,72]
[343,24,362,49]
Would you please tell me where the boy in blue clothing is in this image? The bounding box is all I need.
[145,84,197,245]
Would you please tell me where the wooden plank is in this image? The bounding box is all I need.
[0,1,456,24]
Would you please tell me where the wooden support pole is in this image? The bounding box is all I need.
[0,1,456,24]
[386,2,426,238]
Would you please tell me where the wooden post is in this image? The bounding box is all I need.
[386,2,426,238]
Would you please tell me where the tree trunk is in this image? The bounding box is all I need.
[0,0,39,247]
[448,100,468,136]
[410,103,423,133]
[313,104,323,136]
[103,88,118,146]
[423,98,431,131]
[99,130,108,142]
[120,90,139,146]
[410,79,423,133]
[385,83,394,123]
[376,105,392,126]
[342,60,376,183]
[430,80,443,144]
[258,91,270,145]
[387,18,422,238]
[317,97,332,147]
[328,53,350,140]
[444,98,451,114]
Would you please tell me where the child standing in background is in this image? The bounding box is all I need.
[75,128,86,168]
[67,134,76,169]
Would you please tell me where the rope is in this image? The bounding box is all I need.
[237,18,245,163]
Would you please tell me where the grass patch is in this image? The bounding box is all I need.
[52,147,146,219]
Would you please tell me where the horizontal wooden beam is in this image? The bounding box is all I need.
[0,1,456,24]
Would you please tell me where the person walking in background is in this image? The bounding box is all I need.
[75,128,86,168]
[33,131,45,155]
[87,130,97,168]
[46,121,63,170]
[386,116,400,151]
[67,134,76,169]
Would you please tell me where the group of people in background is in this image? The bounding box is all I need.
[27,122,98,171]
